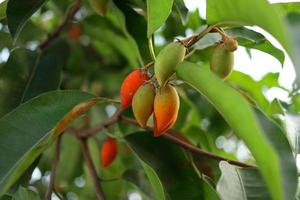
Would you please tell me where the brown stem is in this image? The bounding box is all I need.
[44,135,62,200]
[79,109,123,138]
[70,107,254,168]
[80,138,105,200]
[39,0,81,50]
[181,25,215,48]
[120,116,255,168]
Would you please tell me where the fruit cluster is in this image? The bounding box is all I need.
[120,33,238,137]
[102,30,238,168]
[120,41,185,136]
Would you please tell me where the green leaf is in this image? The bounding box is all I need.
[274,2,300,16]
[6,0,48,40]
[126,131,212,200]
[141,161,165,200]
[122,169,155,199]
[0,49,39,117]
[174,0,188,24]
[0,0,7,20]
[88,0,109,16]
[206,0,291,56]
[0,90,96,197]
[0,39,69,117]
[225,27,285,65]
[12,186,40,200]
[21,39,70,101]
[217,161,271,200]
[284,113,300,155]
[286,13,300,87]
[176,61,297,200]
[146,0,173,36]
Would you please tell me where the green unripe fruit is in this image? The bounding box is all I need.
[210,44,234,80]
[154,42,186,86]
[132,83,156,127]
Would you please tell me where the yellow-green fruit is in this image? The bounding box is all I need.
[154,42,186,86]
[210,44,234,80]
[132,84,156,127]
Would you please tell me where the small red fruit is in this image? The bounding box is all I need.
[68,25,81,41]
[120,69,149,109]
[101,137,118,168]
[153,84,180,137]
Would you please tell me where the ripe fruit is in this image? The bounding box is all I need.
[101,137,117,168]
[120,69,149,109]
[132,83,156,127]
[68,25,81,40]
[154,42,186,86]
[154,84,180,136]
[210,44,234,80]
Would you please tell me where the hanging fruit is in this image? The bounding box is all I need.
[154,42,186,86]
[210,43,234,80]
[101,137,118,168]
[120,69,149,109]
[132,83,156,127]
[153,84,180,136]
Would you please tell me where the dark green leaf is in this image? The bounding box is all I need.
[176,61,297,200]
[122,169,155,199]
[6,0,48,40]
[284,113,300,155]
[217,161,271,200]
[0,90,95,197]
[21,39,70,101]
[206,0,291,57]
[0,48,38,117]
[174,0,188,24]
[0,0,7,20]
[0,39,69,117]
[274,2,300,16]
[12,186,40,200]
[126,131,215,200]
[147,0,173,36]
[286,13,300,87]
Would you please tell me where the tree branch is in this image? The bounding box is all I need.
[79,138,106,200]
[44,135,62,200]
[120,116,255,168]
[39,0,81,50]
[67,107,255,168]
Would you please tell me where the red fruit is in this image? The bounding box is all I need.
[153,84,180,136]
[101,137,118,168]
[68,25,81,40]
[120,69,149,109]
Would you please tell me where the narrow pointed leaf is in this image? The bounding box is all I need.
[0,90,96,197]
[217,161,271,200]
[126,131,219,200]
[176,61,297,200]
[6,0,48,40]
[147,0,173,36]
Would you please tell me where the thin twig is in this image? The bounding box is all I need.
[71,108,254,168]
[78,109,123,138]
[39,0,81,50]
[120,116,255,168]
[44,135,62,200]
[80,138,105,200]
[181,25,215,48]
